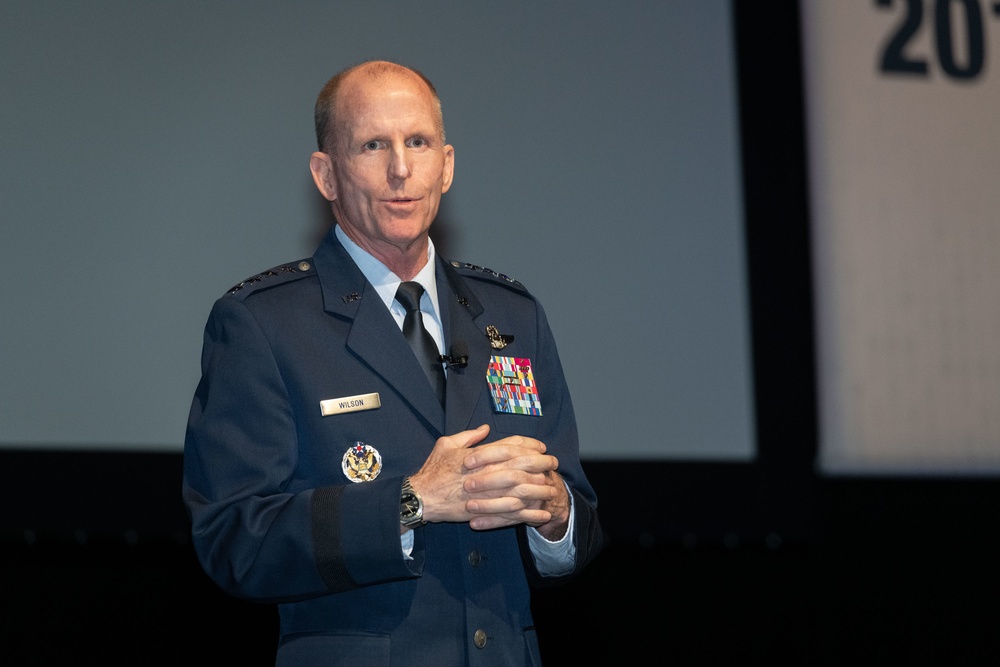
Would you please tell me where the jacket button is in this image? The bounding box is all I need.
[468,549,482,567]
[474,629,488,649]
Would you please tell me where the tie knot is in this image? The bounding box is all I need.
[395,281,425,313]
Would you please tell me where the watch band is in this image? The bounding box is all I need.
[400,476,425,528]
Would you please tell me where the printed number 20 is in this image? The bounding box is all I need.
[877,0,985,79]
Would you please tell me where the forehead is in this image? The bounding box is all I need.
[335,70,439,138]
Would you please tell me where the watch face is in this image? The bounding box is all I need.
[400,478,423,526]
[401,493,420,518]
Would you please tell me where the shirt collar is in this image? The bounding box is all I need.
[334,224,441,317]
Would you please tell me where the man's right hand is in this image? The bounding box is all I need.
[406,424,557,528]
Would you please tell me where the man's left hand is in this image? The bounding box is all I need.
[462,436,571,539]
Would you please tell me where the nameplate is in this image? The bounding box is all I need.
[320,392,381,416]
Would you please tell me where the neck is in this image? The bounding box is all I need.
[376,240,429,281]
[335,224,431,281]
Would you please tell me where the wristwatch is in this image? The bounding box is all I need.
[400,476,425,528]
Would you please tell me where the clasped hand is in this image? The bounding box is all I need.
[408,424,570,539]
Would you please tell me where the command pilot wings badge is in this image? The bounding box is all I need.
[485,324,514,350]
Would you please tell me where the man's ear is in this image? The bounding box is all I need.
[440,144,455,194]
[309,152,337,201]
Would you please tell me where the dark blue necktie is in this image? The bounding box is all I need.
[395,281,445,406]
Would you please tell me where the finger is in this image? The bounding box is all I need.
[469,510,553,531]
[465,455,559,485]
[465,479,558,509]
[464,440,548,469]
[442,424,491,451]
[463,468,550,494]
[486,434,546,450]
[490,435,547,455]
[466,494,552,515]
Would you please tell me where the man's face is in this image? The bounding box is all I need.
[320,70,454,264]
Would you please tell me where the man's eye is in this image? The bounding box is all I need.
[408,138,426,148]
[364,141,380,150]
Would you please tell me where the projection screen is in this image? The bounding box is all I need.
[1,1,753,461]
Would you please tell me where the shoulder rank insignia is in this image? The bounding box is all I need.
[449,260,525,289]
[227,261,311,295]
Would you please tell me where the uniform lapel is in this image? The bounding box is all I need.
[438,259,490,435]
[314,231,446,435]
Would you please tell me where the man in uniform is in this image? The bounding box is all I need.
[183,60,601,666]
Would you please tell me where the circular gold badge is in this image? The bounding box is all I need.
[342,441,382,483]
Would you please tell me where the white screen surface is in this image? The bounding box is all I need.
[0,1,753,460]
[801,1,1000,474]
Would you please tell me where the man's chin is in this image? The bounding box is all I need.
[377,218,435,245]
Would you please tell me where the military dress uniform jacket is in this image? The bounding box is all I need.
[182,229,602,666]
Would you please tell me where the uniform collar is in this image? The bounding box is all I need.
[334,225,442,323]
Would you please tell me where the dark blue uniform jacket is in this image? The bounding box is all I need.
[183,229,601,666]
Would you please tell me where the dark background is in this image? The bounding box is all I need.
[2,4,997,665]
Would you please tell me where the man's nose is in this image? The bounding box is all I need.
[388,143,411,180]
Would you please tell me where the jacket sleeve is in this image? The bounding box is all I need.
[515,298,603,586]
[182,296,421,603]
